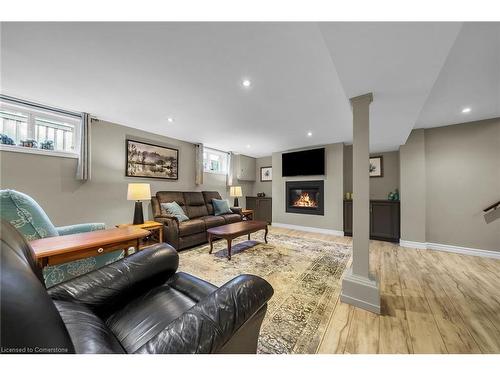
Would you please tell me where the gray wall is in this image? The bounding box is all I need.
[399,129,427,243]
[252,156,273,197]
[227,155,254,209]
[400,119,500,251]
[343,145,400,200]
[0,120,246,227]
[272,143,344,232]
[424,118,500,251]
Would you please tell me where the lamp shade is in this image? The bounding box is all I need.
[229,186,242,197]
[127,183,151,201]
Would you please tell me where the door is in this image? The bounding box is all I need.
[246,197,257,211]
[260,198,272,223]
[370,201,400,242]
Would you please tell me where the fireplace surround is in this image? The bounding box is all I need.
[286,180,324,215]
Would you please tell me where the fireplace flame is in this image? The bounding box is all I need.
[293,192,318,207]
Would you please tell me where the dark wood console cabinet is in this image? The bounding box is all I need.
[246,196,272,224]
[343,200,400,243]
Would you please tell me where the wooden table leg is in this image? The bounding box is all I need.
[37,257,48,269]
[159,227,164,243]
[227,238,232,260]
[248,233,251,240]
[264,226,268,244]
[208,233,213,254]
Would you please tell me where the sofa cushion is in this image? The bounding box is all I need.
[221,213,242,224]
[54,300,125,354]
[184,192,209,218]
[105,284,196,353]
[161,202,189,222]
[156,192,186,208]
[212,199,232,216]
[201,215,225,229]
[202,191,222,215]
[178,219,206,236]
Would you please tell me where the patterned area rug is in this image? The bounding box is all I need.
[178,231,351,354]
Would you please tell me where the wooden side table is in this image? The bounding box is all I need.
[116,220,164,248]
[241,209,254,221]
[30,227,150,269]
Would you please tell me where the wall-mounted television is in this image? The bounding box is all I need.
[282,148,325,176]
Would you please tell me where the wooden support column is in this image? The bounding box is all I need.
[340,93,381,314]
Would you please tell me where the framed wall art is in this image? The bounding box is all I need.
[260,166,272,181]
[126,139,179,180]
[369,156,383,178]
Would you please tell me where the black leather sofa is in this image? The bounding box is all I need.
[0,221,274,354]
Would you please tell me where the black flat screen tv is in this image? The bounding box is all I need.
[282,148,325,176]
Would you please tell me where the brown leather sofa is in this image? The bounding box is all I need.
[152,191,243,250]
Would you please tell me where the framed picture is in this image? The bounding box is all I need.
[126,139,179,180]
[369,156,383,178]
[260,166,272,181]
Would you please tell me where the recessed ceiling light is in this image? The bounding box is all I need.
[242,79,251,88]
[462,107,471,114]
[307,131,313,137]
[167,117,174,123]
[246,144,251,148]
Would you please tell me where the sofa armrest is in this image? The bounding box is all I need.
[167,272,218,302]
[154,214,179,225]
[56,223,105,236]
[230,207,243,216]
[134,274,274,354]
[48,244,179,315]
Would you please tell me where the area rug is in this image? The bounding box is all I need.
[178,231,351,354]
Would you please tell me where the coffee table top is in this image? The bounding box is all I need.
[206,220,267,237]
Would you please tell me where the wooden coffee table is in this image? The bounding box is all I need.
[207,220,268,260]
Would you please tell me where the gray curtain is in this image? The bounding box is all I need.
[227,151,234,186]
[76,113,92,181]
[195,143,204,185]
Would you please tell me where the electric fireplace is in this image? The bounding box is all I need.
[286,180,324,215]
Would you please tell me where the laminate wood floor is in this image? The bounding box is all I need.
[269,227,500,354]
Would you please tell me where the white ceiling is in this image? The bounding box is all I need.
[318,22,462,151]
[416,22,500,128]
[1,22,498,157]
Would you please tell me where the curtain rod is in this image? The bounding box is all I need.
[200,145,231,155]
[0,94,82,118]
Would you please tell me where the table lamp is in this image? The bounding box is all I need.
[127,183,151,224]
[230,186,242,207]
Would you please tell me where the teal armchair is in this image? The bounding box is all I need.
[56,223,106,236]
[0,189,123,287]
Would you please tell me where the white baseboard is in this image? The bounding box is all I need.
[399,239,500,260]
[271,222,344,237]
[399,239,427,250]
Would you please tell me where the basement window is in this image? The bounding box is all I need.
[203,148,228,174]
[0,99,81,158]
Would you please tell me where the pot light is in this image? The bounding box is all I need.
[307,131,313,137]
[461,107,471,114]
[242,79,251,88]
[246,144,251,148]
[167,117,175,123]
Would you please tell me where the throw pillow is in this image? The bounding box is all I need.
[212,199,233,216]
[161,202,189,222]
